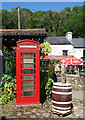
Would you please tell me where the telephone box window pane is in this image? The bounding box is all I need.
[34,86,36,90]
[34,69,36,74]
[34,53,36,57]
[34,64,36,68]
[21,81,22,85]
[21,58,22,63]
[24,69,33,74]
[24,86,33,91]
[21,64,22,68]
[21,70,22,74]
[34,75,36,79]
[21,86,22,90]
[24,81,33,85]
[24,92,33,96]
[24,75,33,79]
[21,75,22,79]
[34,80,36,85]
[34,58,36,63]
[23,59,33,63]
[23,53,33,57]
[21,53,22,57]
[24,64,33,68]
[21,92,22,96]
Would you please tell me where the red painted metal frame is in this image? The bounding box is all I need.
[16,39,40,105]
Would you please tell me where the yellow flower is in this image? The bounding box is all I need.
[4,79,6,81]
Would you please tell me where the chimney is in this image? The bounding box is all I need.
[66,32,72,43]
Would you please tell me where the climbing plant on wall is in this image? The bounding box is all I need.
[3,46,16,78]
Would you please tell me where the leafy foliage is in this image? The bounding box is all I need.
[40,59,57,102]
[39,41,51,58]
[57,12,84,37]
[45,78,53,99]
[1,5,85,37]
[3,46,16,78]
[1,74,16,105]
[45,59,57,99]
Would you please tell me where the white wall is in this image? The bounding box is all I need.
[48,44,83,59]
[73,48,83,59]
[48,45,74,56]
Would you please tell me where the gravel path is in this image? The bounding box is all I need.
[72,90,84,101]
[1,90,84,119]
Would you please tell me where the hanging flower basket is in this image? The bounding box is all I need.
[39,41,51,58]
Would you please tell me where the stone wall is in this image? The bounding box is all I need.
[57,76,85,90]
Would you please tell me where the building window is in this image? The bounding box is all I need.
[83,50,85,57]
[62,50,68,56]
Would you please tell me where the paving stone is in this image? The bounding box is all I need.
[42,112,50,118]
[36,112,41,116]
[30,114,36,118]
[1,90,85,119]
[17,112,21,116]
[31,110,37,113]
[24,112,31,115]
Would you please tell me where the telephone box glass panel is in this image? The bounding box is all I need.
[23,53,33,57]
[24,92,33,96]
[24,64,33,68]
[23,59,33,63]
[23,75,33,79]
[24,69,33,74]
[24,81,33,85]
[24,86,33,91]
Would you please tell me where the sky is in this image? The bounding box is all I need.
[1,2,84,12]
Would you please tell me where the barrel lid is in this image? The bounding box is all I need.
[53,82,71,86]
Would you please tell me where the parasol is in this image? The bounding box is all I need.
[59,56,83,65]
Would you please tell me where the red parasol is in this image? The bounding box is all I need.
[59,56,83,65]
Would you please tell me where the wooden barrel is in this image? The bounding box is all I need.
[52,82,72,114]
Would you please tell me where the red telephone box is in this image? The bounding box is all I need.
[16,39,40,105]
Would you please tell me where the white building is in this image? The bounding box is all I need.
[44,32,85,60]
[72,38,85,60]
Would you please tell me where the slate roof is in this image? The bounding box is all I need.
[44,36,71,45]
[72,38,85,48]
[0,29,47,36]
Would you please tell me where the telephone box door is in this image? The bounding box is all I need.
[16,40,40,105]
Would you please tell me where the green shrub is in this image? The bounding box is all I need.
[40,71,48,103]
[1,74,16,105]
[45,78,54,99]
[3,46,16,78]
[40,59,57,102]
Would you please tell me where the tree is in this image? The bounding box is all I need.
[25,11,43,29]
[20,8,33,29]
[1,5,84,38]
[2,10,10,29]
[72,6,83,14]
[2,8,18,29]
[57,12,84,37]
